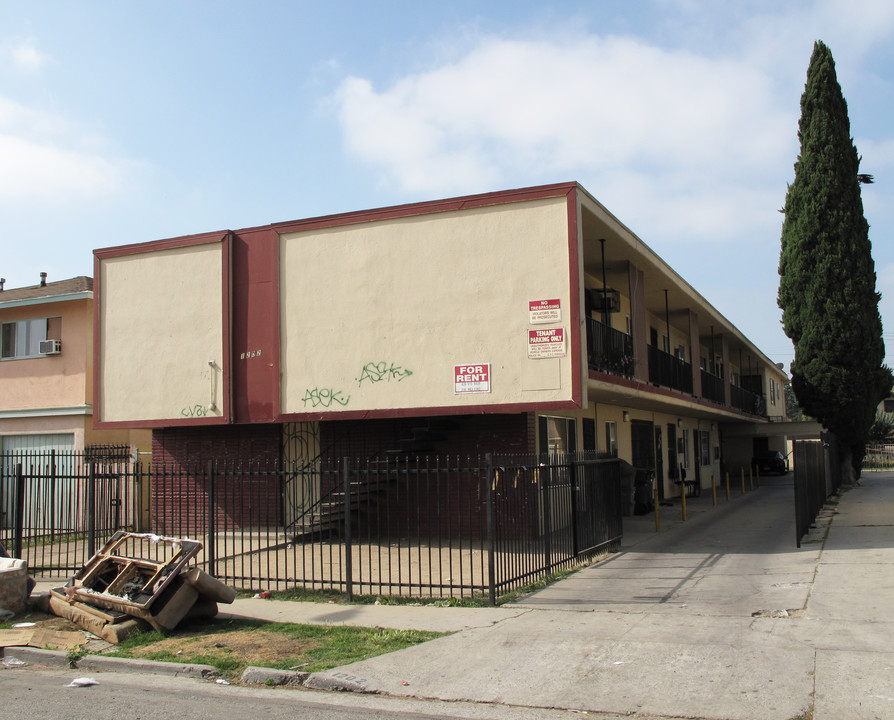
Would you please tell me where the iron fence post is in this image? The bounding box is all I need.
[569,456,579,558]
[543,460,552,570]
[13,462,24,560]
[486,453,496,606]
[87,461,96,558]
[50,449,57,541]
[343,457,353,602]
[207,461,216,577]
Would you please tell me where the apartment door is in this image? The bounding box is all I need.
[667,423,678,486]
[630,420,655,513]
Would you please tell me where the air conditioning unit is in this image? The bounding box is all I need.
[39,339,61,355]
[588,288,621,313]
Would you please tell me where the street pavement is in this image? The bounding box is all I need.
[23,472,894,719]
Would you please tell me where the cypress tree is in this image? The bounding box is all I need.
[779,40,892,479]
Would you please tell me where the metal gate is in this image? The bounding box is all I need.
[0,452,140,574]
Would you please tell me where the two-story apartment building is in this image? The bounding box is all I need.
[0,275,149,455]
[93,183,788,503]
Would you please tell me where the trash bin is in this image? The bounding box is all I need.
[619,460,636,516]
[633,469,654,515]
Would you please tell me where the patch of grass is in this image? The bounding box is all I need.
[100,616,444,682]
[238,586,491,607]
[262,622,440,671]
[238,555,607,608]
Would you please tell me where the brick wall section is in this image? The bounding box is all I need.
[151,424,282,534]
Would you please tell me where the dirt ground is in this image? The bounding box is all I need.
[121,626,320,665]
[11,608,312,670]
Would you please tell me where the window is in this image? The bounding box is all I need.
[1,318,48,359]
[700,430,711,465]
[682,428,690,468]
[605,421,617,457]
[539,416,577,454]
[770,378,777,405]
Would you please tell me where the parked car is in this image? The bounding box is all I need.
[752,450,787,475]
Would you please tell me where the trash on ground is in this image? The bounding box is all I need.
[45,531,235,643]
[67,677,99,687]
[0,628,85,651]
[0,544,33,617]
[2,656,27,668]
[12,622,35,628]
[215,678,231,685]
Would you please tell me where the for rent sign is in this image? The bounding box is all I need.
[454,364,491,393]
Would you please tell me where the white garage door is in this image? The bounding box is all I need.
[1,433,75,454]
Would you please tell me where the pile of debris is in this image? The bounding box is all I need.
[43,531,235,644]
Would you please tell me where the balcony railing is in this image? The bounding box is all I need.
[647,345,693,394]
[586,317,634,378]
[700,369,726,404]
[730,384,767,416]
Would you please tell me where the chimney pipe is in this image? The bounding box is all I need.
[40,272,47,287]
[0,278,5,292]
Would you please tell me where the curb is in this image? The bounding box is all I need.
[240,665,309,687]
[1,646,219,679]
[303,670,378,693]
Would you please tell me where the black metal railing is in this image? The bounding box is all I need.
[700,369,726,404]
[647,345,693,394]
[1,450,623,605]
[794,439,840,547]
[586,317,634,378]
[730,384,767,416]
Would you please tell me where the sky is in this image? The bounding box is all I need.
[1,0,893,370]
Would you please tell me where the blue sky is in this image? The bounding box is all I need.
[2,1,893,370]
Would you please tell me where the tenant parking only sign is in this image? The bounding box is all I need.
[454,364,491,393]
[528,328,566,359]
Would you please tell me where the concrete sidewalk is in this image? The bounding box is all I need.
[303,472,894,720]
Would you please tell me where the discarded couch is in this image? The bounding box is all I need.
[47,531,235,644]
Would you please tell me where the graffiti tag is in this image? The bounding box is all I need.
[180,404,209,418]
[357,361,413,386]
[302,387,351,408]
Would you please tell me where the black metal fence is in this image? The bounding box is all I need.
[1,450,622,604]
[0,451,140,571]
[647,345,694,394]
[586,316,634,378]
[793,437,841,547]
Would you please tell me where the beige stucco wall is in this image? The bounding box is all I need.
[98,243,225,423]
[0,299,91,411]
[280,197,575,415]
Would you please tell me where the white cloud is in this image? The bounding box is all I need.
[0,134,123,198]
[10,39,48,72]
[0,97,130,200]
[333,34,794,243]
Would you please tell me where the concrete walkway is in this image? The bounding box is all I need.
[301,473,894,720]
